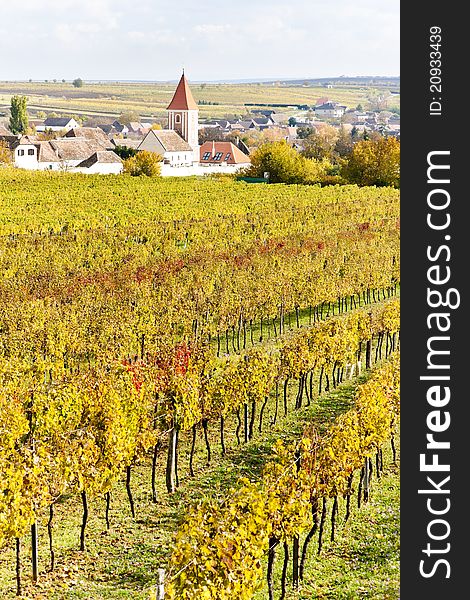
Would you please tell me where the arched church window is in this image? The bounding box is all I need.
[175,114,181,124]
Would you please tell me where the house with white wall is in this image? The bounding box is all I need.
[314,102,347,119]
[36,117,79,133]
[12,136,122,173]
[137,130,194,167]
[199,141,250,171]
[12,136,39,168]
[76,151,123,174]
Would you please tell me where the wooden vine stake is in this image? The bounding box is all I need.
[156,567,165,599]
[31,522,38,582]
[15,538,21,597]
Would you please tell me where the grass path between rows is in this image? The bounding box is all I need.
[253,435,400,599]
[0,324,399,599]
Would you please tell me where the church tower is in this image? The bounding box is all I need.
[167,72,199,162]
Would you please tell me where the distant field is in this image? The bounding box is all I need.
[0,80,400,121]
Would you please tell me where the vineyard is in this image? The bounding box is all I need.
[0,170,400,598]
[0,80,400,121]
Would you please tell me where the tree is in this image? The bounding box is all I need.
[0,141,12,165]
[367,90,392,112]
[198,128,229,145]
[296,125,315,140]
[301,124,338,162]
[118,111,140,125]
[288,117,297,127]
[9,96,29,134]
[238,127,286,150]
[342,136,400,188]
[334,125,354,158]
[73,78,84,88]
[351,126,360,142]
[124,151,162,176]
[113,145,138,160]
[244,141,304,183]
[71,115,84,126]
[36,130,60,141]
[244,140,331,185]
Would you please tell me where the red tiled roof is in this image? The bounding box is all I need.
[199,141,250,165]
[167,73,198,111]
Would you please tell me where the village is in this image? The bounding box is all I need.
[0,73,400,176]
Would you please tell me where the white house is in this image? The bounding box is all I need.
[76,151,123,174]
[12,136,122,173]
[138,130,194,167]
[314,102,347,119]
[12,136,39,169]
[36,117,80,133]
[199,141,250,172]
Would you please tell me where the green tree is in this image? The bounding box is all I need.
[245,140,331,185]
[72,78,84,88]
[245,141,305,183]
[9,96,29,134]
[124,151,162,176]
[288,116,297,127]
[342,136,400,188]
[113,145,138,160]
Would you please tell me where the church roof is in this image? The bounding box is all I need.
[138,129,193,153]
[167,73,198,111]
[151,130,193,152]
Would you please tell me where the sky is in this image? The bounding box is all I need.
[0,0,399,81]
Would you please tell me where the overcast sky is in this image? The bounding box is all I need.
[0,0,399,81]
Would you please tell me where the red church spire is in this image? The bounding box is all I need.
[167,72,198,110]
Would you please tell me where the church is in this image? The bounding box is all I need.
[138,72,250,176]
